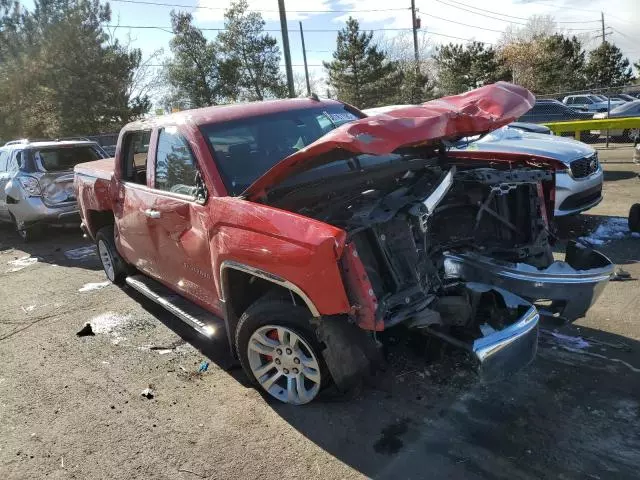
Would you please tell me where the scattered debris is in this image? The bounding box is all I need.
[89,312,132,344]
[76,323,95,337]
[141,387,154,399]
[155,349,173,355]
[198,361,209,373]
[64,246,97,261]
[21,305,36,313]
[7,255,38,273]
[78,281,111,292]
[579,216,640,245]
[610,268,635,282]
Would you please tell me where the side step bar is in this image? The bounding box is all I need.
[125,274,223,338]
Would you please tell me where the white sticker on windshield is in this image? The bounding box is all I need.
[325,111,358,124]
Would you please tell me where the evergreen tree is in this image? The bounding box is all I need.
[584,42,634,88]
[324,17,402,108]
[537,34,586,93]
[0,0,150,139]
[434,42,509,95]
[218,0,286,101]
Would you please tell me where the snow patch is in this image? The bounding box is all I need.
[579,216,640,245]
[549,332,591,350]
[78,281,111,293]
[90,312,131,344]
[64,246,97,261]
[7,255,38,272]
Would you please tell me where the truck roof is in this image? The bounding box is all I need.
[123,98,349,132]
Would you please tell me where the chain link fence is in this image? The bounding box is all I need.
[525,87,640,145]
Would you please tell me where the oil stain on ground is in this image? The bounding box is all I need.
[373,418,411,455]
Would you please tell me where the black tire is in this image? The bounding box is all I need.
[629,204,640,233]
[10,214,42,243]
[95,225,131,285]
[235,297,329,405]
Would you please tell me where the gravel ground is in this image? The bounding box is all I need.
[1,145,639,480]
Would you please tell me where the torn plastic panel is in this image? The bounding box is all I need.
[443,241,614,322]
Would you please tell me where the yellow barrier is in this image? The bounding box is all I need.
[543,117,640,140]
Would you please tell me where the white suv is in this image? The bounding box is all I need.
[562,94,625,112]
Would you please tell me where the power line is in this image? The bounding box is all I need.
[436,0,601,24]
[420,13,504,33]
[108,24,418,33]
[109,0,409,13]
[111,23,493,45]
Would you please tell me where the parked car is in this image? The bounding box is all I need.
[508,122,552,134]
[610,94,636,102]
[591,100,640,141]
[517,100,593,123]
[453,126,603,216]
[0,138,107,241]
[75,83,613,404]
[562,94,625,112]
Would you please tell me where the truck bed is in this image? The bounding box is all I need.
[74,158,115,180]
[74,158,115,217]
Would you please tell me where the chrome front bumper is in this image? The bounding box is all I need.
[444,242,614,322]
[469,284,539,380]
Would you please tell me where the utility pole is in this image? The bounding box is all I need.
[278,0,295,98]
[601,11,606,44]
[411,0,419,66]
[299,22,311,96]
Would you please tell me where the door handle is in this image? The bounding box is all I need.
[144,209,161,219]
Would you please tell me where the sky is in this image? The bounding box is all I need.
[19,0,640,95]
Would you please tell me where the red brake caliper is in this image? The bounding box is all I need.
[265,329,279,361]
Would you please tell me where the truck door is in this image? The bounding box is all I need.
[144,126,219,314]
[0,148,11,220]
[113,129,163,277]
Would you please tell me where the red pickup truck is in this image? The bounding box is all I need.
[74,83,613,404]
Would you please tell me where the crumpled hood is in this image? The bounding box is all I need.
[453,127,595,165]
[243,82,535,199]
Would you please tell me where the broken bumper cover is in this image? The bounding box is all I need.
[444,242,614,321]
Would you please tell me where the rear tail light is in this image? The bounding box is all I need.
[17,176,41,197]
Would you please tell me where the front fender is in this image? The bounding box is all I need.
[210,198,351,317]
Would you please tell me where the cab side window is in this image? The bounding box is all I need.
[122,130,151,185]
[0,149,9,172]
[154,128,198,197]
[7,151,21,172]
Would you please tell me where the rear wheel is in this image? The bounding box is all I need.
[236,299,327,405]
[10,214,41,243]
[629,204,640,233]
[96,225,131,285]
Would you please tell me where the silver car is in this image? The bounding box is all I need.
[454,127,603,216]
[0,139,107,241]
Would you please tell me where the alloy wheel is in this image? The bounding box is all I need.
[98,239,115,282]
[247,325,322,405]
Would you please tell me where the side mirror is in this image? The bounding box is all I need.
[194,170,208,205]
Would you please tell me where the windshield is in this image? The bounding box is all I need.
[34,145,101,172]
[611,100,640,115]
[592,95,606,102]
[200,105,361,195]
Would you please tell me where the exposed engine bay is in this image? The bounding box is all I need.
[262,150,610,375]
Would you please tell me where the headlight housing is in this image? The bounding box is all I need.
[17,176,42,197]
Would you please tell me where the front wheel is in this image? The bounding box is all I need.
[235,299,327,405]
[96,225,131,285]
[623,128,639,143]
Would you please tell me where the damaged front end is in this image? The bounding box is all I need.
[265,150,611,380]
[245,83,612,381]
